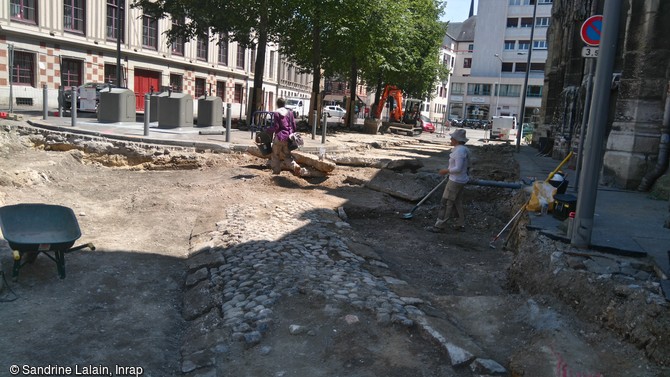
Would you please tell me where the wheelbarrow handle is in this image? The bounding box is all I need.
[64,242,96,253]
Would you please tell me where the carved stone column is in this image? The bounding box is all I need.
[602,1,669,189]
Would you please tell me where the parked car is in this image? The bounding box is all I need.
[418,115,435,133]
[464,118,486,129]
[323,105,346,118]
[63,82,116,111]
[448,117,462,127]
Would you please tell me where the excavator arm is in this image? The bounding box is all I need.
[374,85,403,122]
[372,84,425,136]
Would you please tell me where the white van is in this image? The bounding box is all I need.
[490,116,517,141]
[285,98,310,119]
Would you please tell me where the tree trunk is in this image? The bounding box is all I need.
[372,76,383,120]
[249,4,269,121]
[308,19,322,128]
[345,58,358,128]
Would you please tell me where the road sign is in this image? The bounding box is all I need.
[581,46,599,58]
[581,15,603,46]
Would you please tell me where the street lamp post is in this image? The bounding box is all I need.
[516,0,538,152]
[494,54,503,116]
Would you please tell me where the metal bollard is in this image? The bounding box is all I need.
[144,94,150,136]
[70,86,77,127]
[42,84,48,120]
[225,103,232,142]
[58,87,63,119]
[321,112,327,144]
[312,110,317,140]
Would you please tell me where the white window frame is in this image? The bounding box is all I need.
[536,17,550,27]
[533,40,548,50]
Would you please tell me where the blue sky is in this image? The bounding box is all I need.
[441,0,478,22]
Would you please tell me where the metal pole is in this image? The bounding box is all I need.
[225,103,232,142]
[494,54,503,116]
[494,81,500,117]
[70,86,77,127]
[572,0,622,248]
[144,94,150,136]
[321,112,327,144]
[243,78,249,122]
[58,55,64,118]
[43,84,48,120]
[8,44,14,114]
[515,1,537,152]
[574,58,596,192]
[312,110,317,139]
[58,87,63,118]
[115,5,122,88]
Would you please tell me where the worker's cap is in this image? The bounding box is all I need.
[449,129,469,143]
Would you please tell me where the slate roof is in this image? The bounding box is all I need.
[445,16,476,42]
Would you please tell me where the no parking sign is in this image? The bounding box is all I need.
[581,15,603,46]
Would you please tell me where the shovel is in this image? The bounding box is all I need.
[401,176,449,219]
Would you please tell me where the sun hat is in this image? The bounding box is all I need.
[449,128,469,143]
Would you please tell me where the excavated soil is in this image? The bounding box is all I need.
[0,122,668,377]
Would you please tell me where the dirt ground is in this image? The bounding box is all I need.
[0,122,668,377]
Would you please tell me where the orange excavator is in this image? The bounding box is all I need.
[373,84,424,136]
[374,85,404,122]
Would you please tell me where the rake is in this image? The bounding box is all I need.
[401,176,449,220]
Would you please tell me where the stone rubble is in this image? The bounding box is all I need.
[181,198,508,375]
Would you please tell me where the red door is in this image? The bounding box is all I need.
[134,69,161,111]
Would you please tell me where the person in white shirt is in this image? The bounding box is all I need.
[428,128,470,232]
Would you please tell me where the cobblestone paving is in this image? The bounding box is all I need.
[181,199,424,373]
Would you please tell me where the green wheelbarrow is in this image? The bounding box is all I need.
[0,203,95,280]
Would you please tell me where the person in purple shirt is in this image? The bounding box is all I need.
[267,98,301,175]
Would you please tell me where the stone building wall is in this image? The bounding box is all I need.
[602,1,670,189]
[541,0,670,190]
[541,0,596,127]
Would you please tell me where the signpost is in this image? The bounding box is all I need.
[576,15,602,186]
[573,1,622,248]
[580,15,602,58]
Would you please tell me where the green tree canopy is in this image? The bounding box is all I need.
[361,0,448,100]
[132,0,448,120]
[132,0,291,117]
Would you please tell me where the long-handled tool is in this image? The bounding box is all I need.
[489,206,524,249]
[488,151,575,249]
[402,176,449,219]
[546,151,573,183]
